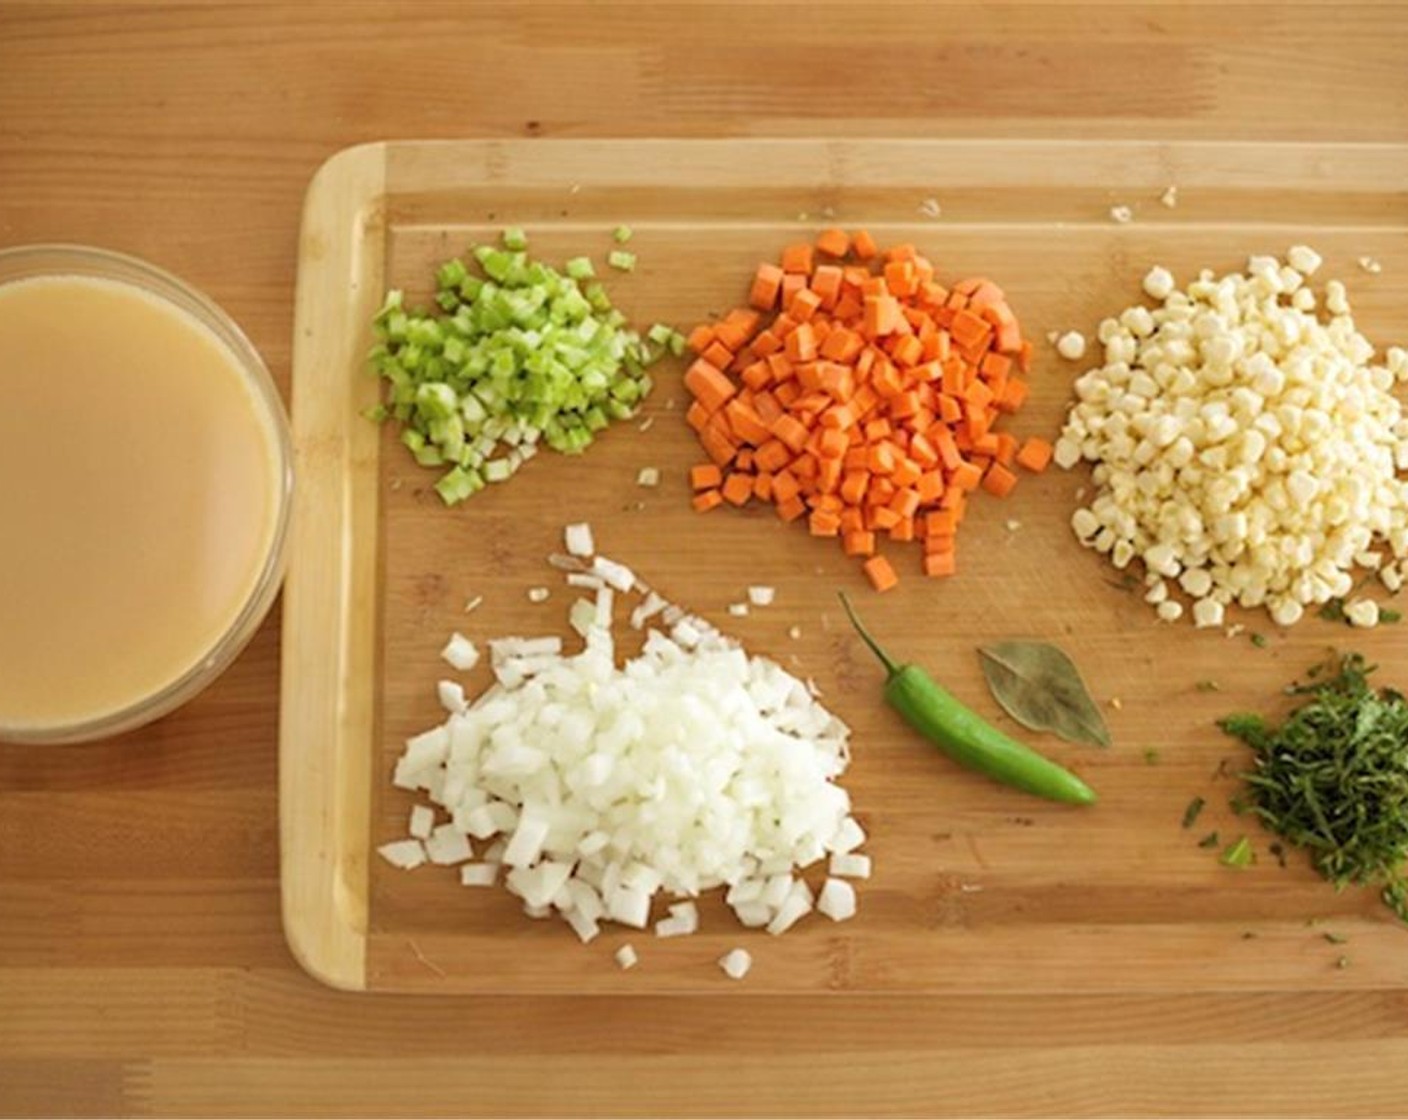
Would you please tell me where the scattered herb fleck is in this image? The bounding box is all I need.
[1323,931,1349,945]
[1269,841,1287,868]
[1221,835,1256,868]
[1229,793,1251,816]
[1196,679,1222,693]
[1198,831,1221,849]
[1182,796,1206,829]
[1336,955,1351,969]
[1144,748,1160,765]
[1381,608,1402,624]
[1319,599,1347,623]
[1250,633,1269,649]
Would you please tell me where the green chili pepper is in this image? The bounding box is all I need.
[839,593,1097,806]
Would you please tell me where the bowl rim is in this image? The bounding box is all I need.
[0,243,294,745]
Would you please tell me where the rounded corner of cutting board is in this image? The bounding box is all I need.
[303,141,389,209]
[280,875,370,993]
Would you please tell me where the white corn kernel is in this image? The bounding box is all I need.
[1345,598,1380,628]
[1056,331,1088,361]
[1143,266,1176,301]
[1287,244,1323,275]
[1192,598,1225,629]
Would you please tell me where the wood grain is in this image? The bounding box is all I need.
[4,3,1408,1116]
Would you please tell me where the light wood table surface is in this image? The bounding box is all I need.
[2,4,1407,1116]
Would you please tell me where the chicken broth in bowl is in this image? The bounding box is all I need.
[0,246,291,743]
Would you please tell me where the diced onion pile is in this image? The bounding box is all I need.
[380,526,869,959]
[1056,247,1408,629]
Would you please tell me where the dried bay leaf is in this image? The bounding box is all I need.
[977,641,1112,748]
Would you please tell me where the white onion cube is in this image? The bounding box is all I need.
[503,816,549,868]
[565,907,601,944]
[817,878,857,922]
[437,680,467,714]
[718,948,753,980]
[592,556,636,592]
[506,860,572,909]
[766,880,813,936]
[459,862,498,887]
[829,853,872,880]
[440,633,480,672]
[564,522,595,557]
[654,901,699,938]
[402,726,449,772]
[731,900,772,928]
[607,884,651,929]
[377,839,427,870]
[829,816,866,855]
[425,824,473,866]
[408,805,435,839]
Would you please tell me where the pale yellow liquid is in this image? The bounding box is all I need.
[0,275,281,731]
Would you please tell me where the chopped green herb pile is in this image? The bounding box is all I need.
[1218,654,1408,921]
[368,228,680,505]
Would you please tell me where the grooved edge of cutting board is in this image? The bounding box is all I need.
[279,141,388,992]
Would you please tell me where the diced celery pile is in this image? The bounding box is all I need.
[368,228,683,505]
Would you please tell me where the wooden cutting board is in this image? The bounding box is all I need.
[281,138,1408,994]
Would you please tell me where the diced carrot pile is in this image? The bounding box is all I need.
[684,229,1050,590]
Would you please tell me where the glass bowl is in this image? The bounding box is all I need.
[0,244,293,744]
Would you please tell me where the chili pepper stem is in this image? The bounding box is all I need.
[838,591,899,677]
